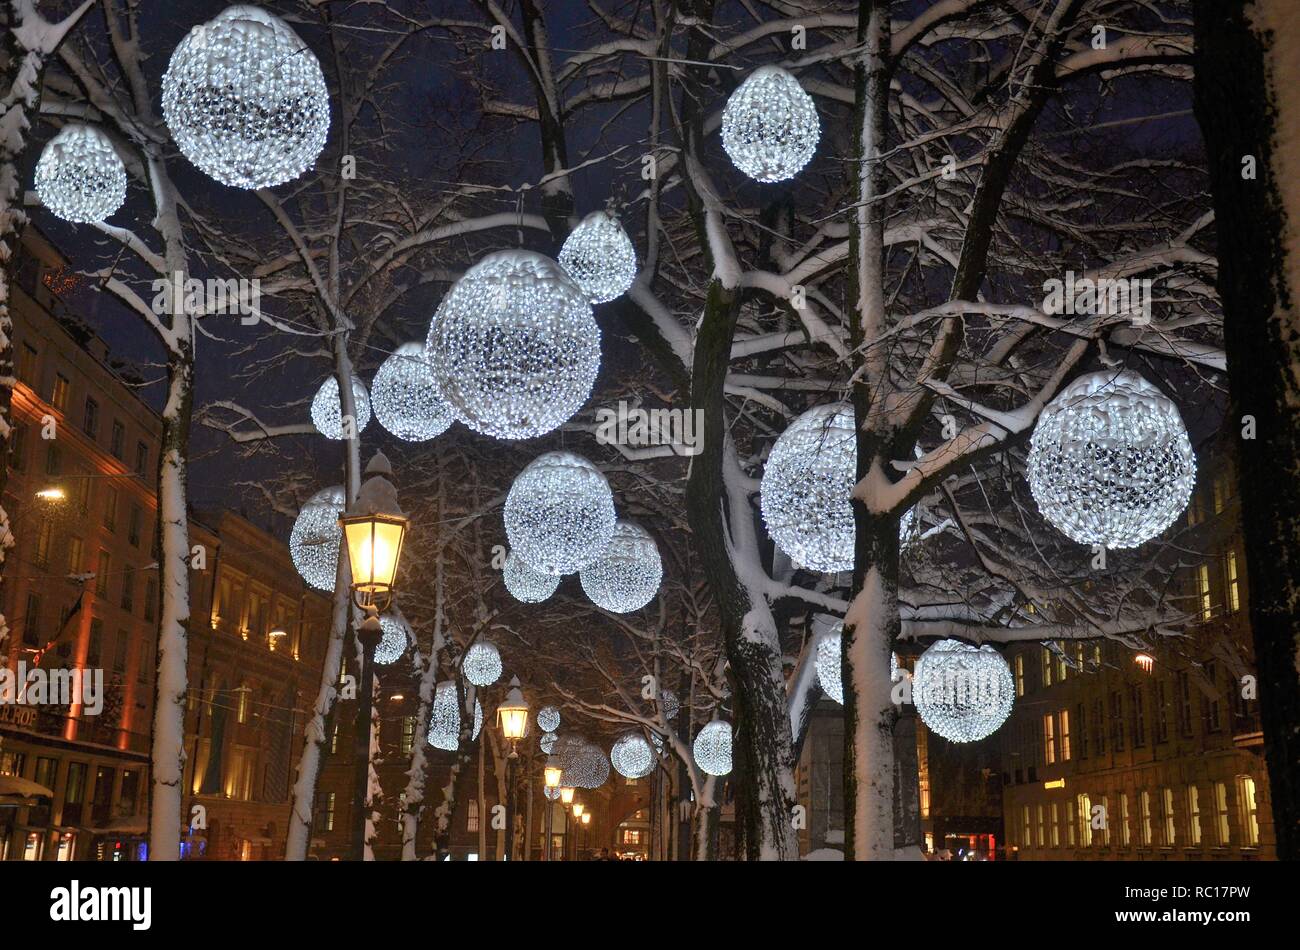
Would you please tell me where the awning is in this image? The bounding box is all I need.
[0,775,54,805]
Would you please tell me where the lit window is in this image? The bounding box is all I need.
[325,793,336,832]
[401,716,416,755]
[1014,655,1025,697]
[1187,785,1202,845]
[96,550,111,596]
[1212,474,1227,514]
[51,373,70,412]
[1225,551,1241,614]
[1050,802,1060,847]
[1041,647,1053,687]
[1140,791,1152,846]
[1197,564,1212,620]
[1054,643,1067,681]
[467,798,479,833]
[35,521,54,568]
[1079,794,1092,846]
[1098,796,1110,846]
[1022,806,1031,847]
[236,685,249,724]
[1060,710,1071,761]
[1119,793,1131,846]
[1037,804,1046,846]
[1043,714,1056,765]
[1162,788,1175,846]
[1214,782,1230,845]
[1237,776,1259,846]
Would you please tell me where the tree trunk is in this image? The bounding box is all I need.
[1192,0,1300,860]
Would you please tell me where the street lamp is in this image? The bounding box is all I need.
[560,786,575,805]
[581,811,591,857]
[572,802,585,819]
[543,756,562,862]
[340,452,409,862]
[497,676,529,860]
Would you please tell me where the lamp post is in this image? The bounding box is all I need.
[581,811,591,857]
[543,756,563,861]
[339,452,409,862]
[497,677,529,860]
[571,801,585,861]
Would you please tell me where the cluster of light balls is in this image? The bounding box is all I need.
[373,613,411,666]
[912,639,1015,743]
[371,343,455,442]
[1026,370,1195,549]
[610,732,656,780]
[692,720,733,777]
[35,124,126,224]
[505,451,616,576]
[579,520,663,613]
[558,210,638,303]
[428,681,482,751]
[503,551,561,604]
[462,641,502,688]
[537,705,561,734]
[814,623,901,704]
[426,250,601,441]
[721,65,820,183]
[161,5,330,190]
[555,734,610,788]
[310,375,371,440]
[289,485,344,591]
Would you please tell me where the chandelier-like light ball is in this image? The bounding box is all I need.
[505,452,616,576]
[721,65,820,183]
[1026,370,1195,548]
[162,5,330,189]
[503,551,561,603]
[310,374,371,440]
[428,681,460,751]
[693,721,733,777]
[371,342,455,442]
[611,733,656,780]
[579,520,662,613]
[426,249,600,440]
[35,124,126,224]
[462,641,503,687]
[374,613,411,666]
[537,705,561,734]
[555,734,610,788]
[657,688,680,722]
[558,210,637,304]
[913,639,1015,743]
[815,623,901,704]
[289,485,344,591]
[540,731,557,755]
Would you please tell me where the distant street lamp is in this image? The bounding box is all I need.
[497,676,529,860]
[581,811,591,857]
[340,452,409,862]
[560,786,575,806]
[543,756,563,862]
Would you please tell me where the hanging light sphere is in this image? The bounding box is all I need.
[555,735,610,789]
[503,551,561,603]
[462,641,503,687]
[374,613,412,666]
[693,721,733,777]
[721,65,820,183]
[543,784,561,801]
[426,250,600,440]
[504,452,616,576]
[1026,370,1195,548]
[815,623,901,704]
[913,639,1015,743]
[427,681,460,751]
[537,705,561,734]
[472,697,483,741]
[289,485,344,591]
[558,210,637,304]
[371,342,455,442]
[34,124,126,224]
[656,688,680,722]
[610,733,656,780]
[310,375,371,440]
[540,731,558,755]
[161,5,330,189]
[579,520,662,613]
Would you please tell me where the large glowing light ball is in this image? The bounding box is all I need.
[426,250,600,440]
[289,485,344,591]
[558,210,637,304]
[537,705,561,734]
[912,639,1015,743]
[815,623,901,704]
[578,520,662,613]
[35,124,126,224]
[310,375,371,440]
[162,5,330,189]
[374,613,411,666]
[371,342,455,442]
[611,733,655,780]
[1026,370,1195,548]
[721,65,820,183]
[463,641,503,687]
[693,721,733,777]
[504,452,616,576]
[503,551,560,603]
[555,735,610,788]
[428,681,460,751]
[761,403,855,572]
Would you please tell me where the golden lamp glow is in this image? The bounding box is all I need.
[581,813,591,826]
[560,787,575,805]
[341,514,408,596]
[572,803,585,818]
[35,487,66,501]
[1134,652,1154,673]
[544,757,563,789]
[497,677,530,742]
[1044,778,1066,789]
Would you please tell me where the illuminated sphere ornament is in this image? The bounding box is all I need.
[289,485,344,591]
[721,65,820,183]
[310,375,371,440]
[35,124,126,224]
[374,613,411,666]
[558,210,637,304]
[1026,370,1195,548]
[656,688,680,722]
[503,551,560,603]
[463,641,503,687]
[472,698,483,741]
[610,733,655,780]
[504,452,616,576]
[543,784,561,801]
[537,705,561,734]
[540,731,557,755]
[426,250,600,440]
[427,681,460,751]
[579,520,662,613]
[693,720,733,777]
[913,639,1015,743]
[371,343,455,442]
[555,735,610,789]
[815,623,901,704]
[161,5,330,189]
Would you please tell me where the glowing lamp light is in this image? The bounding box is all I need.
[35,488,67,502]
[341,513,406,601]
[559,787,575,805]
[497,676,530,745]
[544,756,564,789]
[1134,653,1155,673]
[572,803,585,819]
[581,813,591,826]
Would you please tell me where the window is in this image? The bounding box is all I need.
[9,424,27,471]
[1014,655,1025,697]
[102,487,117,532]
[45,442,60,476]
[1225,551,1241,614]
[1054,643,1067,682]
[1214,782,1231,845]
[137,640,150,683]
[1187,490,1203,527]
[71,465,89,511]
[1079,794,1093,846]
[135,441,149,477]
[1049,802,1060,847]
[1140,791,1152,845]
[1098,796,1110,846]
[51,373,70,412]
[35,520,53,568]
[1176,672,1193,736]
[1041,647,1053,687]
[236,685,250,724]
[1119,793,1131,847]
[401,717,416,755]
[1043,714,1056,765]
[330,722,339,754]
[113,632,127,674]
[1130,685,1146,748]
[16,341,39,384]
[1110,691,1125,751]
[1162,788,1176,846]
[82,397,99,438]
[128,505,142,547]
[1188,785,1202,845]
[96,550,111,596]
[1037,804,1046,846]
[1196,564,1212,620]
[1022,806,1031,848]
[1076,702,1088,758]
[34,757,57,792]
[66,536,83,575]
[1093,698,1106,754]
[324,793,336,832]
[66,762,87,805]
[1060,709,1071,761]
[467,799,480,833]
[110,420,125,459]
[144,577,157,622]
[1154,681,1169,743]
[1203,662,1223,732]
[1237,776,1259,846]
[87,619,103,665]
[1213,473,1227,514]
[23,593,42,647]
[120,565,135,613]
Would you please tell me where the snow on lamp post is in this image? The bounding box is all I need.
[34,124,126,224]
[338,451,408,861]
[721,65,820,183]
[497,676,529,861]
